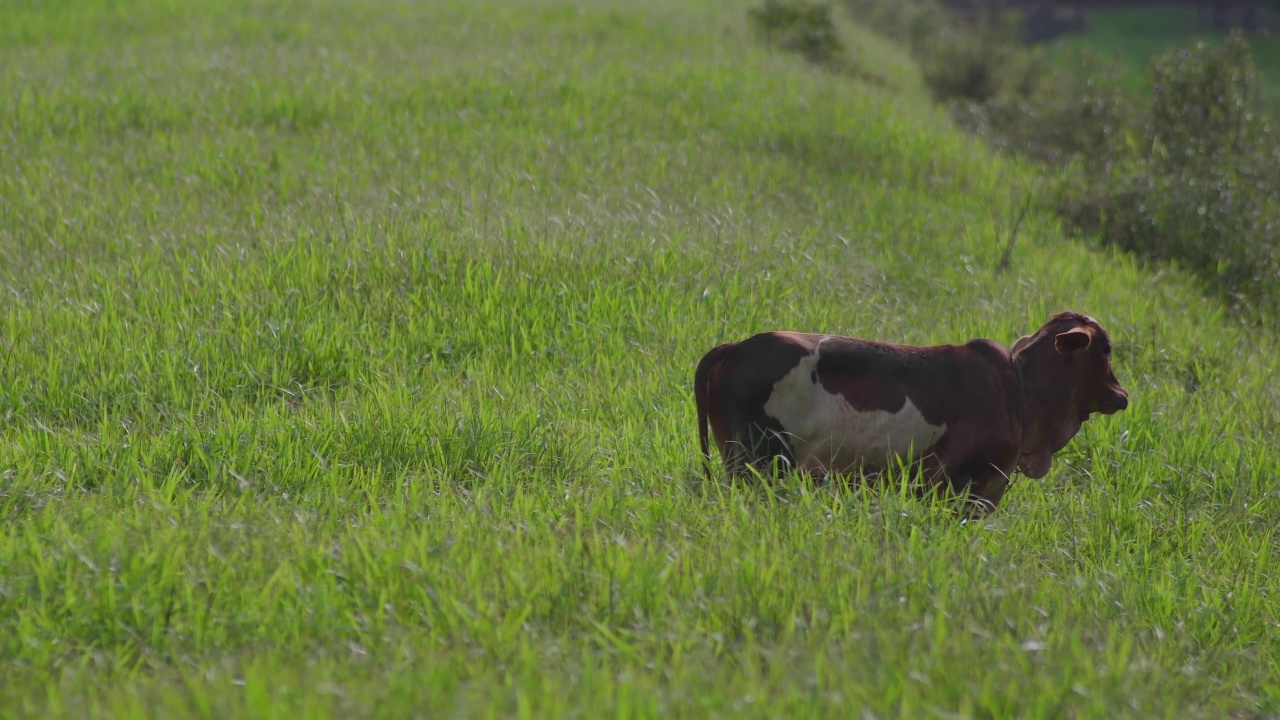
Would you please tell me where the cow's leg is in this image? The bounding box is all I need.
[721,421,778,478]
[908,436,959,499]
[715,397,755,476]
[721,431,751,477]
[912,435,1014,519]
[721,408,797,481]
[961,466,1013,520]
[744,420,796,478]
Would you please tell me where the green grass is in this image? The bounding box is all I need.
[3,0,1280,716]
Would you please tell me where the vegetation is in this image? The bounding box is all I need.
[844,0,1046,102]
[1052,8,1280,103]
[749,0,844,65]
[841,0,1280,315]
[958,34,1280,314]
[2,0,1280,717]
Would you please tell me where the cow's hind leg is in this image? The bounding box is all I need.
[740,415,796,480]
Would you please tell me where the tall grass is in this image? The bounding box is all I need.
[2,0,1280,717]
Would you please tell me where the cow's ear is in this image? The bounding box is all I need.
[1011,334,1032,353]
[1054,328,1092,355]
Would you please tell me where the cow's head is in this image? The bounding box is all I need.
[1011,311,1128,479]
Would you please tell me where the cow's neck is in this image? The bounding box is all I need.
[1015,349,1080,477]
[1013,353,1028,455]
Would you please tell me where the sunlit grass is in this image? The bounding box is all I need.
[2,0,1280,717]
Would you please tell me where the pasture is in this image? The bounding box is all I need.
[2,0,1280,716]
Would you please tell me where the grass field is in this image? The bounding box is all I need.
[3,0,1280,716]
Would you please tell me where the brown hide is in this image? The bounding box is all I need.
[1012,312,1128,479]
[693,311,1128,516]
[812,335,1016,431]
[694,332,811,474]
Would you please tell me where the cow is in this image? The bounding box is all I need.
[692,311,1128,517]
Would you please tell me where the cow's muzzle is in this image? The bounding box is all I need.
[1105,389,1128,414]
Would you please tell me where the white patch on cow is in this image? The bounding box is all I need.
[762,343,947,474]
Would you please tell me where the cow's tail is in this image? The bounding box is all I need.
[693,344,728,480]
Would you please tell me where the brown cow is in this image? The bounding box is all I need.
[692,311,1128,517]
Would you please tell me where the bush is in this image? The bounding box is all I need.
[845,0,1045,102]
[952,50,1132,166]
[1102,38,1276,308]
[790,1,1280,310]
[749,0,844,65]
[922,17,1045,102]
[1058,164,1280,307]
[844,0,948,52]
[1148,38,1255,166]
[1007,36,1280,309]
